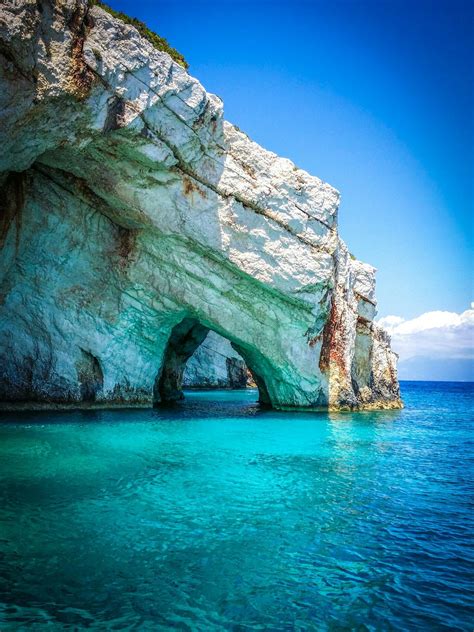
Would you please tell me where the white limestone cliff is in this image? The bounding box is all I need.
[0,0,402,410]
[183,331,250,389]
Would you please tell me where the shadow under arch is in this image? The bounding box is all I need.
[153,316,271,407]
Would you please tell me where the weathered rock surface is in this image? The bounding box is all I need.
[0,0,402,410]
[183,331,250,389]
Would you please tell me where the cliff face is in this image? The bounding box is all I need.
[183,331,250,390]
[0,0,402,410]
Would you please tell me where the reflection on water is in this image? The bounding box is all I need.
[0,382,473,630]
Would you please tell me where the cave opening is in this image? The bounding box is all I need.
[153,317,271,407]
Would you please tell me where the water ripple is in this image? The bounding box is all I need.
[0,381,473,630]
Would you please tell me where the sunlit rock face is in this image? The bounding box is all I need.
[183,331,251,389]
[0,0,402,410]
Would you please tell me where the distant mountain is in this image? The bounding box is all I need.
[398,357,474,382]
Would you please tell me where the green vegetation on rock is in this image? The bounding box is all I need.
[89,1,188,70]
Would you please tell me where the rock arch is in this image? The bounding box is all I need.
[153,312,313,408]
[0,0,402,411]
[153,317,272,405]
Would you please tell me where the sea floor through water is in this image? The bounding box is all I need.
[0,381,473,630]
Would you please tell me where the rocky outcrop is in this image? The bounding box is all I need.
[0,0,402,410]
[183,331,250,389]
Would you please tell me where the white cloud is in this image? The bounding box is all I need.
[377,305,474,361]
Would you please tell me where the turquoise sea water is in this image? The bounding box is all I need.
[0,381,473,630]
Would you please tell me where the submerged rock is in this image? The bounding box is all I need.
[0,0,402,411]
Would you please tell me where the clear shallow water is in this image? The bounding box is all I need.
[0,382,473,631]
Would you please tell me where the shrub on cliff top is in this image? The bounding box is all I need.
[89,1,189,70]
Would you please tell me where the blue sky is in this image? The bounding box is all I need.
[109,0,472,320]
